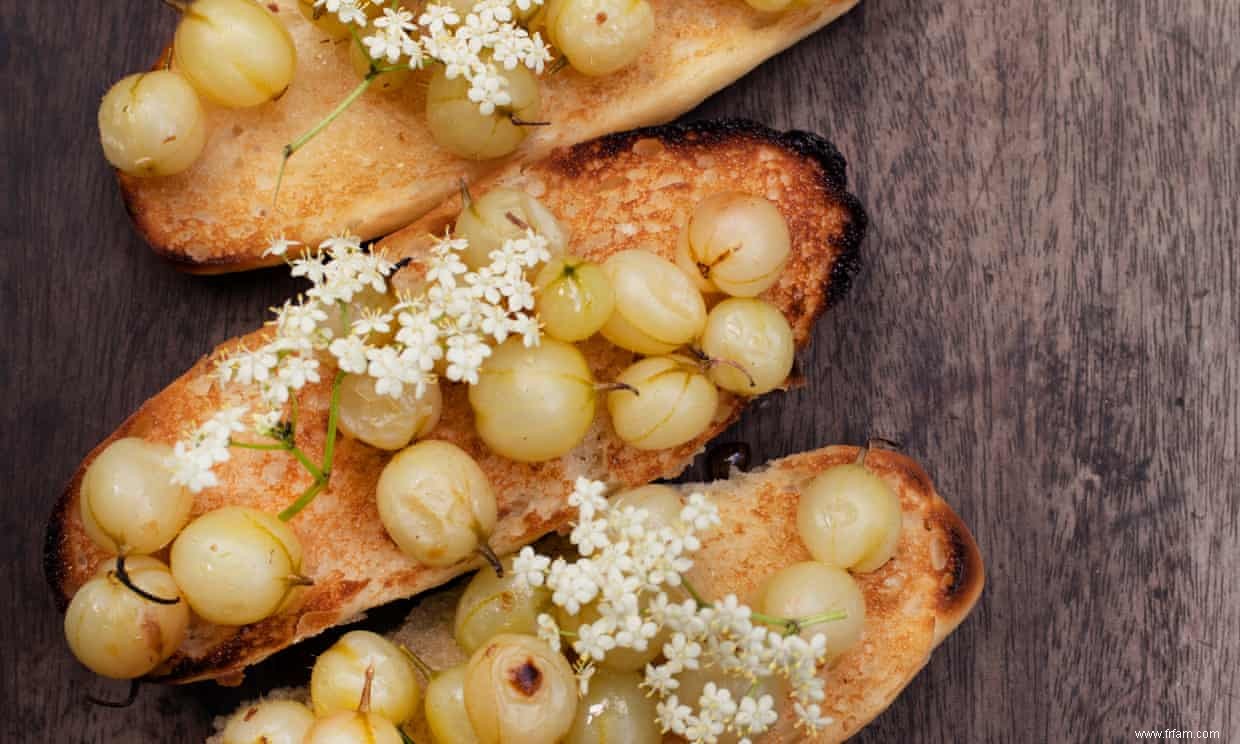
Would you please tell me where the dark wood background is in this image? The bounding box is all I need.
[3,0,1237,740]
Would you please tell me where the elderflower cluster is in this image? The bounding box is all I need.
[167,406,247,492]
[512,479,836,744]
[316,0,553,115]
[169,228,548,493]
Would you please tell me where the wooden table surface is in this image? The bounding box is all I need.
[3,0,1237,740]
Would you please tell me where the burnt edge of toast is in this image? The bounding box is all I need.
[543,118,867,311]
[48,119,867,678]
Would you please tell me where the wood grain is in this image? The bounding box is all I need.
[2,0,1237,740]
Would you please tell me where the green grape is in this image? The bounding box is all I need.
[455,188,567,271]
[338,375,442,451]
[612,484,682,530]
[554,601,666,672]
[303,711,404,744]
[757,561,865,660]
[426,64,541,160]
[311,631,422,724]
[468,338,596,462]
[98,71,207,177]
[169,506,307,625]
[425,665,481,744]
[220,699,315,744]
[376,440,498,566]
[564,669,659,744]
[350,35,412,93]
[543,0,655,76]
[796,463,902,573]
[699,297,795,395]
[464,634,578,744]
[297,0,376,38]
[174,0,297,108]
[607,355,719,450]
[743,0,798,11]
[63,556,189,679]
[455,557,552,653]
[600,250,707,355]
[673,667,788,744]
[79,437,193,555]
[534,257,615,342]
[675,192,791,296]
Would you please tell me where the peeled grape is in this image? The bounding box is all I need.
[600,250,706,355]
[468,338,596,462]
[220,699,315,744]
[543,0,655,76]
[63,556,189,679]
[796,463,902,573]
[534,257,615,342]
[98,71,207,177]
[676,192,791,297]
[311,631,422,724]
[170,506,306,625]
[174,0,297,108]
[79,437,192,555]
[607,356,719,450]
[699,297,795,396]
[564,669,659,744]
[376,440,498,566]
[425,665,481,744]
[455,188,567,271]
[455,558,552,653]
[757,561,865,660]
[426,64,541,160]
[338,374,442,451]
[303,711,404,744]
[464,634,578,744]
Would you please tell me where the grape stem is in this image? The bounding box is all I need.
[680,575,846,635]
[86,679,141,709]
[477,542,505,577]
[224,369,344,522]
[113,553,181,605]
[358,664,376,713]
[158,0,188,11]
[400,645,438,680]
[687,346,757,390]
[510,115,551,127]
[273,75,377,206]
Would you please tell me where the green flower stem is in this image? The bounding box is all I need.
[400,646,438,680]
[279,479,326,522]
[229,440,290,452]
[273,75,377,204]
[321,370,346,477]
[680,575,847,635]
[288,446,328,483]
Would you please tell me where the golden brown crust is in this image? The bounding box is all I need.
[389,446,984,744]
[116,0,862,272]
[45,121,865,684]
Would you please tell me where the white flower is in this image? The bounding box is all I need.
[643,662,679,696]
[573,620,617,661]
[663,633,703,671]
[733,695,778,737]
[536,613,561,652]
[264,234,301,257]
[513,546,551,588]
[169,407,248,493]
[352,308,393,337]
[364,7,420,64]
[314,0,370,27]
[793,701,833,731]
[656,695,693,735]
[251,409,283,437]
[328,334,370,374]
[278,354,321,390]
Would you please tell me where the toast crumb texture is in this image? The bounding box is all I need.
[46,121,865,684]
[117,0,861,272]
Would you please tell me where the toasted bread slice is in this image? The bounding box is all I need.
[118,0,861,273]
[233,446,983,743]
[46,121,866,685]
